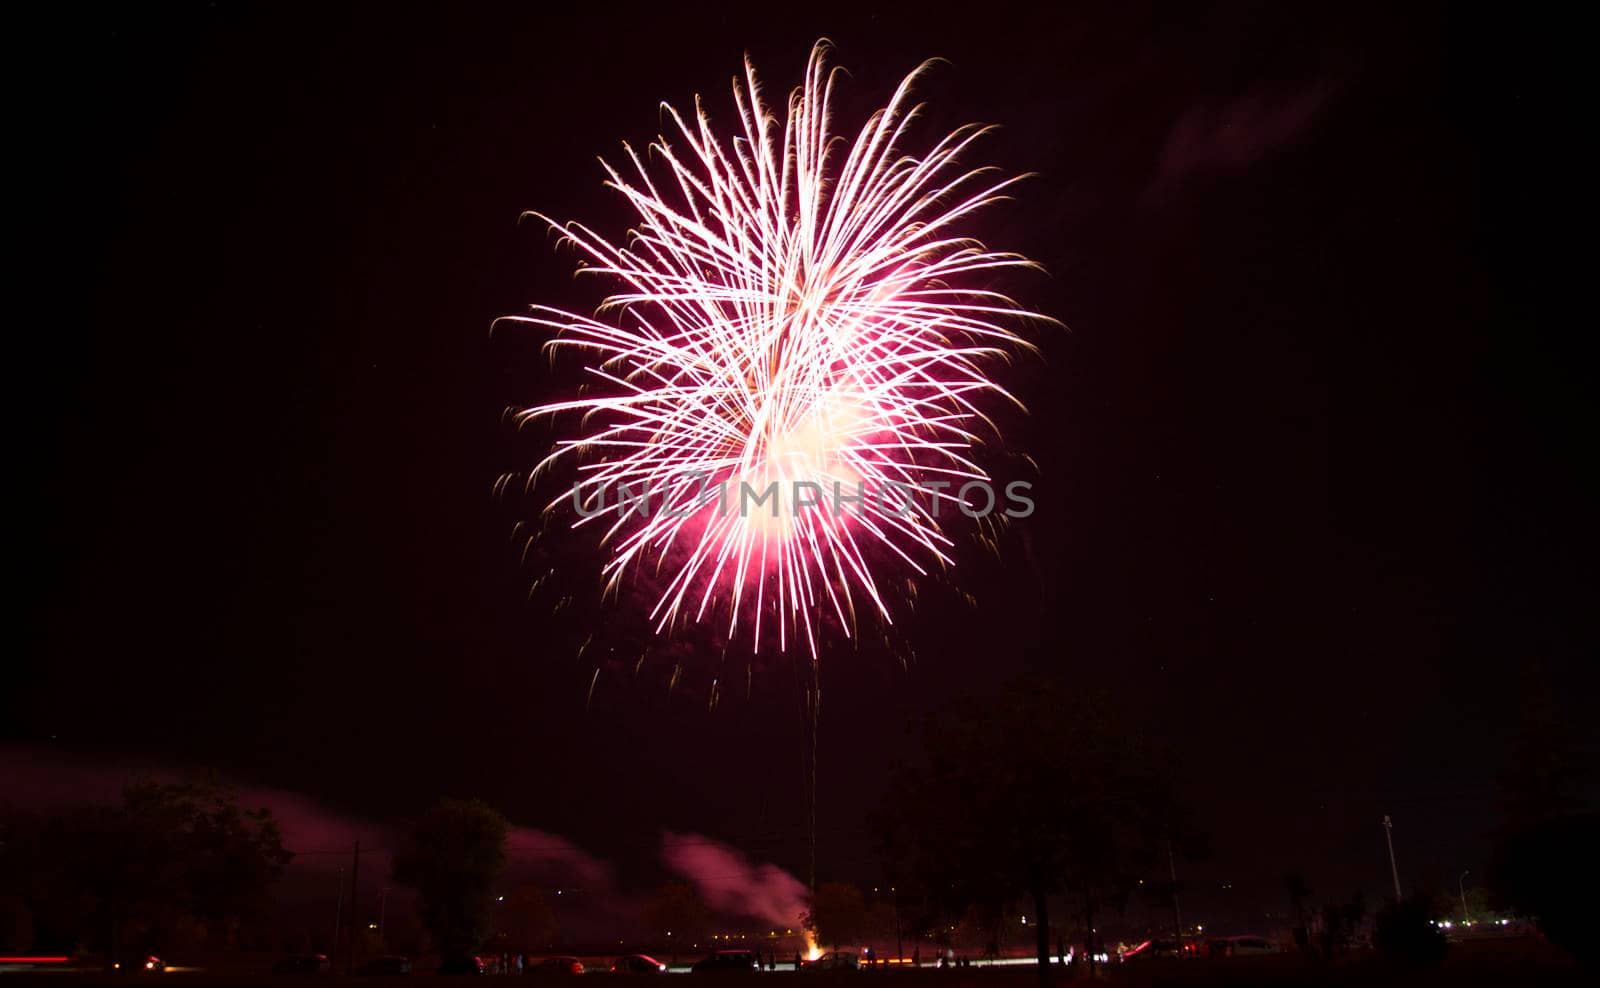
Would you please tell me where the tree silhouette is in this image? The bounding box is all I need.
[874,677,1180,985]
[806,883,866,953]
[1373,896,1446,967]
[1491,812,1599,965]
[1489,677,1597,964]
[643,883,708,959]
[495,883,553,951]
[0,780,290,963]
[391,798,508,965]
[1283,872,1313,953]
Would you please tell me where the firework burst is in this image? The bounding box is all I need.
[504,41,1053,659]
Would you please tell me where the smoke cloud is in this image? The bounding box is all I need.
[660,832,808,929]
[503,825,618,893]
[1149,78,1339,199]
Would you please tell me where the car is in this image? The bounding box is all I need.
[1207,936,1278,957]
[535,956,586,975]
[358,955,413,975]
[272,954,332,975]
[801,952,858,972]
[111,955,167,973]
[691,950,761,973]
[1120,940,1183,961]
[437,955,485,976]
[612,954,669,974]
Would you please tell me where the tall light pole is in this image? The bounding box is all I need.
[1458,871,1471,924]
[332,866,345,960]
[891,886,902,963]
[1167,841,1185,958]
[378,887,391,950]
[1382,816,1402,902]
[347,839,362,976]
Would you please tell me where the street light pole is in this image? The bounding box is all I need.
[1382,816,1402,902]
[1167,841,1185,958]
[347,839,362,976]
[892,887,902,963]
[332,866,345,961]
[378,887,391,951]
[1458,870,1471,924]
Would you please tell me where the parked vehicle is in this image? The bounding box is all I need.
[535,956,586,975]
[272,954,332,975]
[1206,936,1279,957]
[437,955,485,976]
[1120,940,1187,961]
[801,952,859,972]
[612,954,669,974]
[692,950,761,973]
[358,955,413,975]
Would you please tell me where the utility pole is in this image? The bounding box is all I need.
[332,866,345,962]
[1458,870,1471,924]
[892,887,902,962]
[804,668,820,898]
[1167,841,1185,958]
[347,839,362,975]
[1083,892,1096,981]
[378,887,391,951]
[1381,816,1402,902]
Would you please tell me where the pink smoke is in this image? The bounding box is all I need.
[1151,79,1338,197]
[660,832,808,928]
[504,825,616,890]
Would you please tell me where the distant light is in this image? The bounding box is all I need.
[1020,916,1027,925]
[497,896,505,902]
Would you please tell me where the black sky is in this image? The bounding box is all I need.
[11,1,1593,932]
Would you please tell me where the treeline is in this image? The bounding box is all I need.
[0,780,292,962]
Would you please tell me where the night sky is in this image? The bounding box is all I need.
[11,2,1593,934]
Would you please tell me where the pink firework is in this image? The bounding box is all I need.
[507,41,1053,659]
